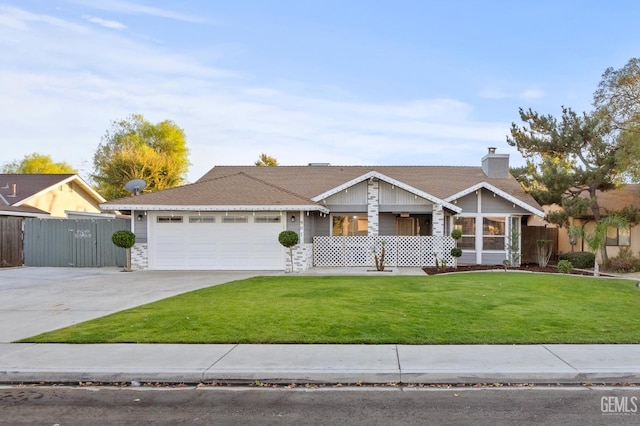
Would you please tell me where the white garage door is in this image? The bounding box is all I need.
[149,212,286,270]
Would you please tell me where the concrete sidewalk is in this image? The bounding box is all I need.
[0,343,639,385]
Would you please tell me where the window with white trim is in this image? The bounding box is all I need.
[483,217,505,250]
[453,217,475,249]
[332,215,367,236]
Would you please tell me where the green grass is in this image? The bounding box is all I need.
[20,273,640,344]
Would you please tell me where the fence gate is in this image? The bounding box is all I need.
[521,226,559,264]
[0,217,23,267]
[24,218,130,267]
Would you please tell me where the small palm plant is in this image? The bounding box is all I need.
[569,214,628,276]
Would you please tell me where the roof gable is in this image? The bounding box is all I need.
[0,174,105,207]
[311,171,461,213]
[445,182,545,217]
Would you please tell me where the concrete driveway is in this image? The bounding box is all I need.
[0,267,264,343]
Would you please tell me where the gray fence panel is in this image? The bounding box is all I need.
[24,218,129,267]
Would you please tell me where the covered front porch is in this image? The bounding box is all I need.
[312,235,456,268]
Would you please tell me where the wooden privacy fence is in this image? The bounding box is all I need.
[0,217,23,267]
[24,218,130,267]
[521,226,559,264]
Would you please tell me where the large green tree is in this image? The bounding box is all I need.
[92,114,189,200]
[507,106,626,224]
[507,106,638,266]
[1,153,76,174]
[594,57,640,180]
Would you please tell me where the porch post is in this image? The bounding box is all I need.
[432,204,444,237]
[367,178,379,236]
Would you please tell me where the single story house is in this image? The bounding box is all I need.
[101,148,545,271]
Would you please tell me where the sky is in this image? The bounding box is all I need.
[1,1,639,183]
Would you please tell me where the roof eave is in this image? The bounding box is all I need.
[100,204,331,214]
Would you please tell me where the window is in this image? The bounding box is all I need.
[606,226,630,246]
[332,215,368,236]
[483,217,505,250]
[222,215,248,223]
[453,217,475,249]
[255,215,281,223]
[157,216,183,223]
[189,216,215,223]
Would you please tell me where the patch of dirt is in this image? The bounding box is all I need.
[422,263,610,276]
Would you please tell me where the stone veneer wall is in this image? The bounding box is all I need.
[285,243,314,272]
[432,205,444,236]
[131,243,148,270]
[367,179,380,236]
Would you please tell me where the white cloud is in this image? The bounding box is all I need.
[69,0,206,23]
[478,86,545,100]
[84,16,126,30]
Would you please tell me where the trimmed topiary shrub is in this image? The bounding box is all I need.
[557,259,573,274]
[450,247,462,258]
[112,230,135,272]
[558,251,595,269]
[278,230,299,273]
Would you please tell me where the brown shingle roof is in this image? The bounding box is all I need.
[581,184,640,217]
[103,165,541,211]
[0,174,76,205]
[104,172,318,207]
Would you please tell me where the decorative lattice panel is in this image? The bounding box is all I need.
[313,236,456,267]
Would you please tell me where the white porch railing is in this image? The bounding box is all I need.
[313,236,455,267]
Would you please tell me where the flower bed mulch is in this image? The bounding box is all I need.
[422,263,613,276]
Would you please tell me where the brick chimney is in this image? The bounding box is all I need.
[481,147,509,178]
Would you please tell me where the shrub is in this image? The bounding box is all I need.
[278,230,299,273]
[450,247,462,258]
[111,230,135,249]
[557,260,573,274]
[112,230,135,272]
[607,247,640,273]
[451,229,462,240]
[558,252,595,269]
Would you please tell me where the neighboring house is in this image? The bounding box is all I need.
[554,184,640,261]
[0,174,110,268]
[0,174,107,219]
[101,148,545,271]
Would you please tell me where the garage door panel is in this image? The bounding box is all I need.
[150,214,285,270]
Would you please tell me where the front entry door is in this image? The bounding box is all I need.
[396,217,415,236]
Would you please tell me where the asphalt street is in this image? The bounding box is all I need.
[1,385,639,425]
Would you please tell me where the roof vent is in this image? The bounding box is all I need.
[7,184,16,197]
[308,163,330,166]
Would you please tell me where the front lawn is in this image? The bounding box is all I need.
[21,273,640,344]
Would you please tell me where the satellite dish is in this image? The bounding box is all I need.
[124,179,147,196]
